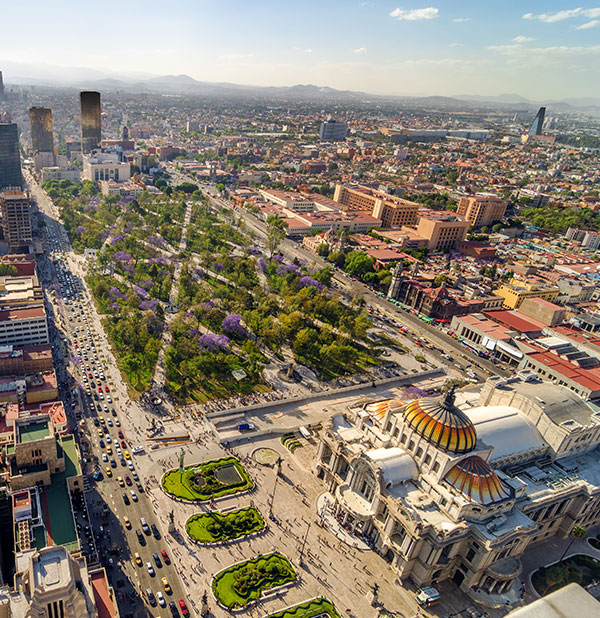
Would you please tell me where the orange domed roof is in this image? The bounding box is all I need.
[403,389,477,454]
[444,456,510,505]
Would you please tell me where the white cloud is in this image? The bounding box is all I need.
[353,47,367,54]
[453,17,470,23]
[304,49,313,54]
[512,35,535,43]
[390,7,439,21]
[523,8,600,23]
[488,43,600,57]
[449,42,464,47]
[576,19,600,29]
[219,53,254,61]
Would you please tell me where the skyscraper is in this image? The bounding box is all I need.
[80,91,101,154]
[0,71,5,100]
[0,123,23,189]
[528,107,546,136]
[29,107,54,154]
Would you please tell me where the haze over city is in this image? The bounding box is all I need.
[2,3,600,618]
[2,1,600,99]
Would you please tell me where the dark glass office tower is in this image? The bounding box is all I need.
[0,123,23,189]
[528,107,546,136]
[80,91,101,153]
[29,107,54,154]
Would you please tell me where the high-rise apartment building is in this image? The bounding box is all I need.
[29,106,54,154]
[80,91,101,154]
[319,119,348,142]
[0,189,32,248]
[0,123,23,189]
[457,195,508,228]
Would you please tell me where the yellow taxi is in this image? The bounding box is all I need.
[134,552,142,566]
[105,467,112,477]
[117,476,124,487]
[106,447,113,456]
[124,516,131,529]
[161,577,172,594]
[124,450,130,459]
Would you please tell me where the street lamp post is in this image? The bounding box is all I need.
[298,520,311,565]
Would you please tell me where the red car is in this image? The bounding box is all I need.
[161,549,170,565]
[124,475,132,486]
[104,385,109,392]
[118,429,124,439]
[178,600,189,617]
[98,386,103,392]
[88,372,93,378]
[120,439,126,448]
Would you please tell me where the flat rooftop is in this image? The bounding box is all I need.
[41,436,79,552]
[90,570,117,618]
[18,420,50,443]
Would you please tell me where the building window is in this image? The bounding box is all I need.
[466,547,476,562]
[433,461,440,472]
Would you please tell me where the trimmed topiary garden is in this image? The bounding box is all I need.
[162,457,253,502]
[532,554,600,596]
[281,433,302,453]
[212,552,296,609]
[186,506,265,544]
[265,597,342,618]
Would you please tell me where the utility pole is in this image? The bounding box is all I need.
[268,457,282,517]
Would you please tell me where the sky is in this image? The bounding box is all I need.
[2,1,600,99]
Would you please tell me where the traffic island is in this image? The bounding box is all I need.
[161,456,253,503]
[212,552,297,610]
[185,506,265,545]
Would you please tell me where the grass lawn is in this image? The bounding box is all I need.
[265,597,342,618]
[213,552,296,609]
[186,507,264,544]
[162,457,253,502]
[532,554,600,596]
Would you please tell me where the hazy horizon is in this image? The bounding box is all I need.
[2,1,600,99]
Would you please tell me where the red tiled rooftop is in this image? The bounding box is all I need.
[484,310,546,334]
[526,345,600,393]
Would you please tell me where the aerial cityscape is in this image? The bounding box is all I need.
[1,3,600,618]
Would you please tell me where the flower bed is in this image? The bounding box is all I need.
[186,507,264,544]
[264,597,342,618]
[212,552,296,609]
[162,457,253,502]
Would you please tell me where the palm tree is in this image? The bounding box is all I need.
[559,525,587,562]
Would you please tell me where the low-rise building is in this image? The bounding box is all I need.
[494,280,560,310]
[82,152,130,183]
[40,166,81,183]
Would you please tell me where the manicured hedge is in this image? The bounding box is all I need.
[212,553,296,608]
[162,457,253,501]
[265,597,342,618]
[186,507,264,543]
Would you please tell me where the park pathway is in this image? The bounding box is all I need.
[151,199,194,395]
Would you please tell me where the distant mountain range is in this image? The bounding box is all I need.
[3,62,600,115]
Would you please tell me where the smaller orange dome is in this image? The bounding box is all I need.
[444,456,510,505]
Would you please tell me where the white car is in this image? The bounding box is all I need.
[146,562,155,576]
[156,591,166,607]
